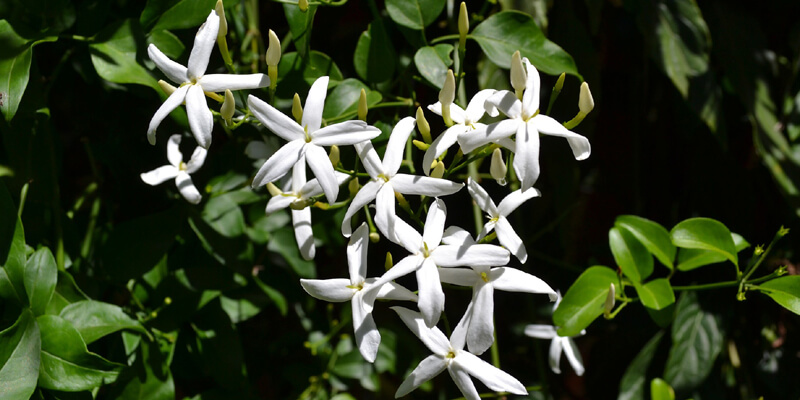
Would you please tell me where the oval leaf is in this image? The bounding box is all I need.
[414,44,454,89]
[618,331,664,400]
[89,19,159,90]
[553,266,617,336]
[670,218,738,267]
[59,300,148,344]
[322,78,383,120]
[385,0,445,30]
[756,276,800,315]
[635,279,675,311]
[0,21,57,122]
[615,215,676,270]
[24,247,57,316]
[677,233,749,271]
[283,2,318,58]
[45,270,90,315]
[0,310,40,400]
[0,181,27,306]
[609,226,654,283]
[354,21,396,83]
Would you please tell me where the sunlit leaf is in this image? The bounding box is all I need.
[615,215,676,270]
[322,78,383,120]
[553,266,617,336]
[414,44,454,89]
[609,226,653,283]
[23,247,57,316]
[650,378,675,400]
[0,310,40,400]
[635,279,675,311]
[677,233,749,271]
[59,301,148,344]
[670,217,738,267]
[284,2,318,58]
[385,0,445,30]
[89,19,159,91]
[354,20,396,83]
[756,276,800,315]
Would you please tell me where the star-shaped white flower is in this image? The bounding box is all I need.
[141,134,207,204]
[147,10,270,148]
[458,57,590,190]
[437,227,556,354]
[342,117,463,239]
[466,178,541,263]
[391,306,528,400]
[365,199,510,327]
[300,223,417,362]
[523,293,585,376]
[266,158,350,260]
[248,76,381,203]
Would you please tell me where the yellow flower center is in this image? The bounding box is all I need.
[480,272,490,283]
[346,281,365,291]
[522,108,540,122]
[178,161,187,171]
[304,125,312,143]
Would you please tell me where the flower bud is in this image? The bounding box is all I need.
[292,93,303,123]
[266,30,281,66]
[221,89,235,126]
[384,252,393,270]
[358,89,368,121]
[603,283,615,319]
[266,182,282,197]
[555,72,566,92]
[458,2,469,50]
[348,178,360,197]
[440,69,456,126]
[412,140,430,151]
[579,82,594,115]
[298,0,309,12]
[369,232,380,243]
[329,145,340,166]
[431,160,445,178]
[416,107,432,143]
[490,148,507,186]
[158,80,177,96]
[215,0,227,38]
[510,51,527,97]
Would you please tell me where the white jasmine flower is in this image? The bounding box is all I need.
[248,76,381,203]
[523,293,586,376]
[341,117,463,239]
[458,57,590,190]
[391,306,528,399]
[300,223,417,362]
[141,134,207,204]
[147,10,270,148]
[466,178,541,263]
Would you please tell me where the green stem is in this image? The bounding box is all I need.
[675,272,782,292]
[431,34,461,44]
[18,182,28,218]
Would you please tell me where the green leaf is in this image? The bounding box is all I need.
[385,0,445,30]
[37,315,121,391]
[618,331,664,400]
[45,271,90,316]
[615,215,676,270]
[650,378,675,400]
[0,20,56,122]
[220,296,262,323]
[147,29,185,60]
[106,337,174,400]
[354,20,396,84]
[645,302,676,328]
[193,300,248,391]
[203,190,259,238]
[89,19,159,91]
[276,51,343,97]
[253,275,288,316]
[283,3,318,59]
[268,227,316,278]
[553,266,617,336]
[471,11,580,77]
[374,328,397,374]
[677,233,749,271]
[663,292,723,391]
[145,0,231,32]
[333,349,370,379]
[414,44,454,89]
[0,181,26,306]
[755,276,800,315]
[609,226,654,283]
[322,78,383,120]
[59,301,148,344]
[24,247,57,316]
[0,309,40,400]
[670,217,738,267]
[635,279,675,311]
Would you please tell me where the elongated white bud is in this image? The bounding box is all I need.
[266,182,282,197]
[416,107,431,143]
[510,50,527,98]
[292,93,303,123]
[458,2,469,50]
[579,82,594,115]
[490,148,507,186]
[221,89,235,125]
[216,0,227,38]
[431,160,445,179]
[440,69,455,126]
[158,80,176,95]
[266,30,281,66]
[329,145,340,166]
[358,89,368,121]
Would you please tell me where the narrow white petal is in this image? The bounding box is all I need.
[432,244,510,267]
[366,279,417,302]
[292,208,315,260]
[497,187,541,216]
[458,119,520,154]
[476,221,496,242]
[311,120,380,146]
[302,76,329,133]
[252,140,305,187]
[391,307,450,355]
[175,172,202,204]
[422,199,447,250]
[395,355,447,398]
[532,114,591,160]
[198,73,269,92]
[549,337,564,374]
[485,90,522,119]
[514,122,540,191]
[389,174,463,197]
[448,364,480,400]
[494,218,528,263]
[427,102,467,124]
[442,226,476,246]
[341,180,382,237]
[354,141,384,178]
[305,144,338,203]
[521,59,541,116]
[455,352,528,395]
[563,337,585,376]
[291,157,307,192]
[466,178,498,216]
[166,134,182,167]
[465,89,498,121]
[266,195,295,213]
[352,295,381,363]
[450,302,472,351]
[147,44,187,84]
[348,223,370,283]
[438,268,478,287]
[374,183,399,244]
[141,165,179,186]
[300,278,354,302]
[423,125,469,176]
[367,256,423,301]
[185,146,208,173]
[416,258,445,327]
[147,86,189,145]
[185,84,214,148]
[524,324,558,339]
[187,10,220,80]
[248,95,305,141]
[467,282,495,355]
[490,266,555,295]
[383,117,416,175]
[390,217,425,256]
[300,172,349,199]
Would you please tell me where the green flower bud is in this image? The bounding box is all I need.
[579,81,594,115]
[221,89,235,125]
[416,107,432,143]
[458,2,469,50]
[358,89,368,121]
[292,93,303,123]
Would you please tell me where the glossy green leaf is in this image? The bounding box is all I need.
[618,331,664,400]
[0,181,26,306]
[0,309,40,400]
[374,328,397,374]
[220,296,262,323]
[645,302,676,328]
[24,247,57,316]
[106,337,174,400]
[609,226,653,283]
[268,227,315,278]
[89,20,159,91]
[253,275,288,316]
[635,279,675,311]
[147,29,184,60]
[670,218,738,267]
[0,21,56,122]
[553,266,617,336]
[45,271,90,315]
[663,292,723,391]
[650,378,675,400]
[615,215,676,270]
[59,301,148,344]
[385,0,445,30]
[145,0,231,32]
[284,3,318,58]
[276,51,343,97]
[756,276,800,315]
[354,21,396,83]
[37,315,121,391]
[203,191,258,238]
[322,78,383,120]
[677,233,749,271]
[471,11,580,77]
[414,44,454,89]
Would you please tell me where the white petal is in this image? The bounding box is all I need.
[266,195,295,213]
[352,295,380,363]
[466,178,498,216]
[391,307,450,355]
[465,89,498,121]
[147,44,187,84]
[455,351,528,395]
[422,198,447,250]
[300,278,354,302]
[521,59,541,116]
[291,157,307,192]
[448,364,480,400]
[166,134,182,167]
[423,125,469,176]
[438,268,478,287]
[490,266,555,295]
[476,220,496,242]
[292,208,315,260]
[549,337,563,374]
[416,258,445,327]
[383,117,416,175]
[367,255,423,300]
[305,144,338,203]
[185,146,208,173]
[395,354,447,398]
[348,223,370,284]
[185,84,214,148]
[389,174,463,197]
[374,183,399,244]
[354,141,384,178]
[497,186,541,216]
[247,95,305,141]
[524,324,558,339]
[427,102,467,124]
[187,10,220,80]
[312,120,380,146]
[140,165,179,186]
[449,302,472,351]
[175,172,202,204]
[494,218,527,263]
[564,337,585,376]
[486,90,521,119]
[341,180,382,237]
[441,226,476,246]
[432,244,510,267]
[458,119,520,154]
[467,282,495,355]
[198,73,269,92]
[532,114,591,160]
[300,172,349,199]
[370,280,418,302]
[302,76,329,133]
[252,140,306,187]
[147,85,189,145]
[514,122,540,191]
